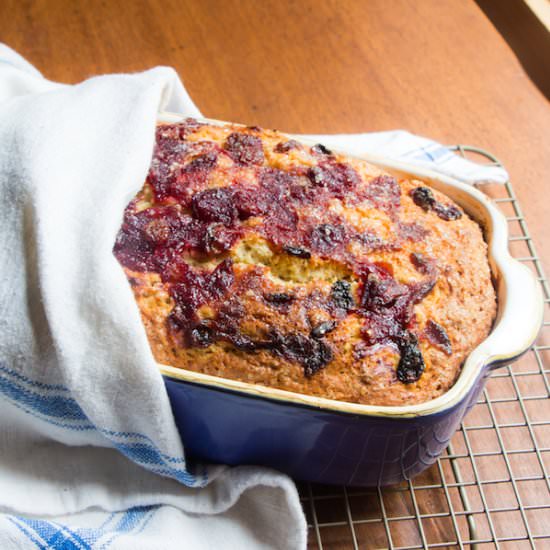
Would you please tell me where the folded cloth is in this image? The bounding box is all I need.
[0,43,507,550]
[0,44,305,550]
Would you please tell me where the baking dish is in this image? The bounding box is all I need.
[156,113,543,486]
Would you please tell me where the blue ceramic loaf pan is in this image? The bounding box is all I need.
[158,114,543,486]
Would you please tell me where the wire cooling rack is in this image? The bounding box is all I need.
[297,146,550,549]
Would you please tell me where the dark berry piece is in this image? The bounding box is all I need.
[262,330,333,377]
[189,324,212,347]
[229,334,258,352]
[258,168,296,202]
[264,292,294,304]
[306,163,360,197]
[331,280,355,311]
[114,214,156,272]
[425,320,452,355]
[410,187,462,222]
[283,245,311,259]
[224,132,265,165]
[311,320,337,339]
[303,340,333,377]
[274,140,302,153]
[168,259,235,323]
[396,332,425,384]
[264,207,299,244]
[434,203,462,221]
[191,187,237,225]
[311,143,332,155]
[115,206,197,271]
[281,333,333,377]
[213,298,245,338]
[410,187,436,211]
[361,271,407,311]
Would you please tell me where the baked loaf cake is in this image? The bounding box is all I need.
[114,118,497,406]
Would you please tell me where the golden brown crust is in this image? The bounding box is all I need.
[116,120,497,406]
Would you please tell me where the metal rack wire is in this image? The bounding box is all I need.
[298,146,550,549]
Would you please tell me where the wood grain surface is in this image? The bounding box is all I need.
[1,0,549,273]
[1,1,549,548]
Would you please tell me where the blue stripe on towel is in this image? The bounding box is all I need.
[0,363,70,392]
[0,376,89,420]
[7,505,159,550]
[0,362,207,487]
[400,143,453,163]
[8,517,50,550]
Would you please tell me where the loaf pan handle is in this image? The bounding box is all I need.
[483,255,543,370]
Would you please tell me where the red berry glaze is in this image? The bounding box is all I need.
[114,119,454,381]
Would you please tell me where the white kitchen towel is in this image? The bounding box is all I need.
[0,43,508,550]
[0,44,306,550]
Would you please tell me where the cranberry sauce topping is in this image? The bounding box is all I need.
[410,186,463,221]
[114,202,241,275]
[358,262,435,383]
[192,187,238,225]
[224,132,265,165]
[362,175,401,215]
[306,162,360,200]
[424,320,452,355]
[169,258,235,332]
[114,120,447,382]
[148,121,218,203]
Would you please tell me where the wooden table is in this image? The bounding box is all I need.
[2,1,549,548]
[2,0,549,273]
